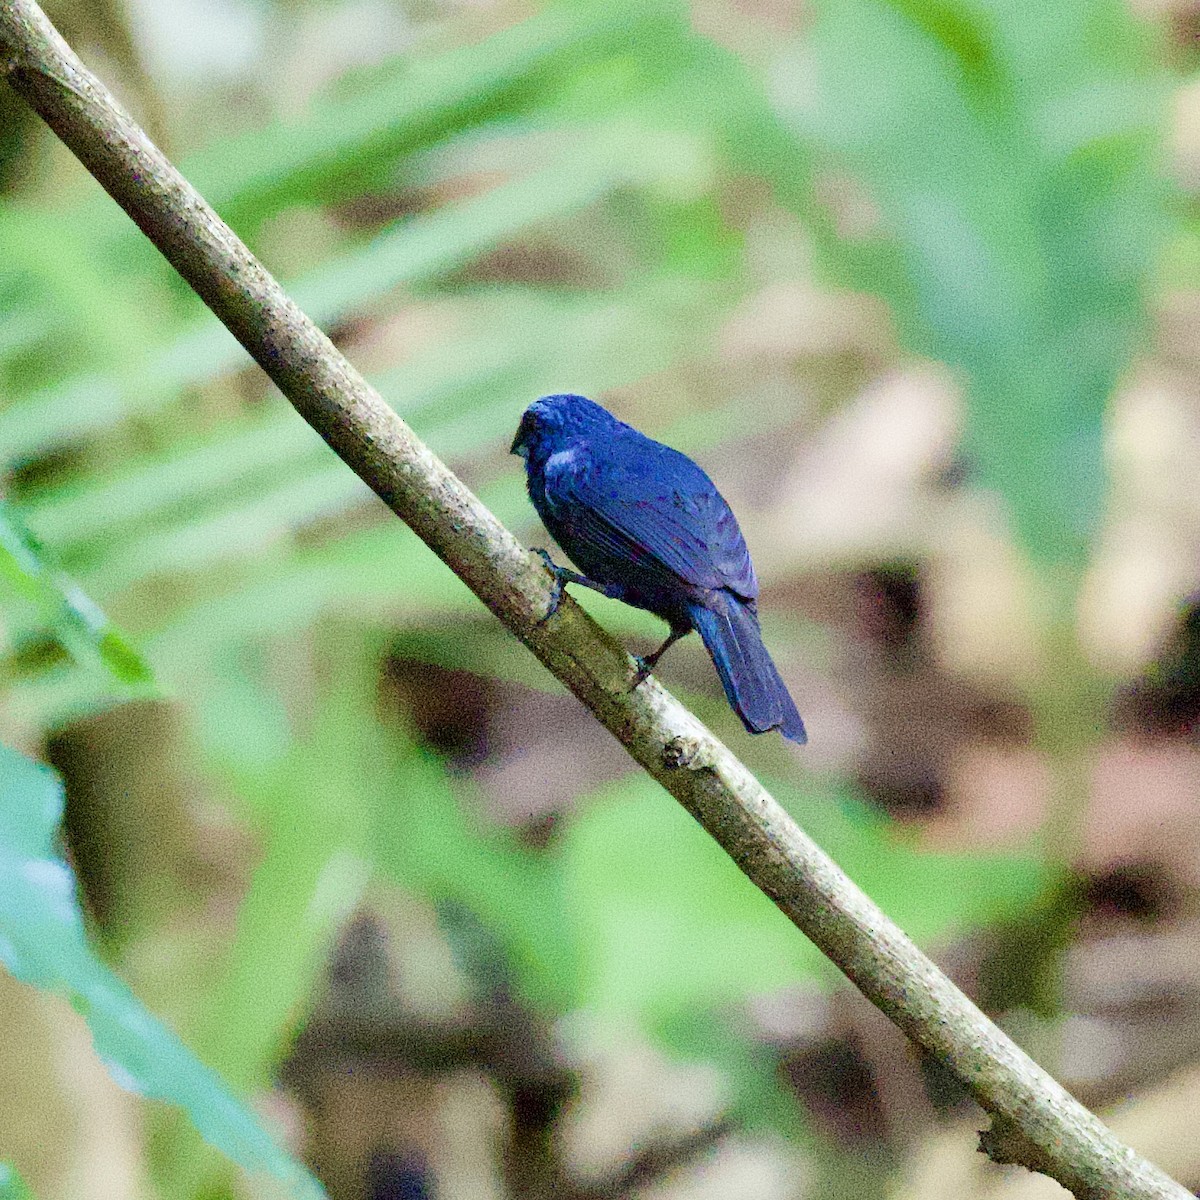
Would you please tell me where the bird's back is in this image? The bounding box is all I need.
[536,422,759,604]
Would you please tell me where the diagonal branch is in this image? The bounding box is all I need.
[0,3,1188,1196]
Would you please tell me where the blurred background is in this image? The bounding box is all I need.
[3,0,1200,1196]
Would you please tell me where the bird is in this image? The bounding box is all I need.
[511,393,806,744]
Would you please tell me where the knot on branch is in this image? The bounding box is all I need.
[662,734,715,772]
[978,1114,1058,1177]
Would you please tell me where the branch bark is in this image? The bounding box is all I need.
[890,1062,1200,1200]
[0,3,1189,1196]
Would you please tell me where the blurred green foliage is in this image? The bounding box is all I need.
[775,0,1167,568]
[0,0,1181,1194]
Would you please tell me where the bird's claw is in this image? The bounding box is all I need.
[535,549,567,624]
[631,655,653,688]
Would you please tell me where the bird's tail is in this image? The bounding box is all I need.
[688,593,807,744]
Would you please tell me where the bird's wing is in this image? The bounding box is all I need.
[544,435,758,600]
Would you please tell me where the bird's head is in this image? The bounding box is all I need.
[511,393,618,462]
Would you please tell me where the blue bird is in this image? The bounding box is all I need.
[511,393,806,744]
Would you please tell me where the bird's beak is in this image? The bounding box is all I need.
[510,413,532,457]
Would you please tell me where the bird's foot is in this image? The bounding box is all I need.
[631,655,653,688]
[534,551,612,621]
[630,628,687,690]
[535,549,569,623]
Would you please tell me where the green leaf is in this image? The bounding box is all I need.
[191,673,370,1095]
[564,776,823,1018]
[0,1163,33,1200]
[0,745,326,1200]
[0,502,152,688]
[562,772,1047,1020]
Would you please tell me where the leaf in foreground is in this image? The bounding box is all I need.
[0,744,325,1200]
[0,1164,33,1200]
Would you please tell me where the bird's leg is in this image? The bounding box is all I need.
[633,626,689,687]
[534,549,619,622]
